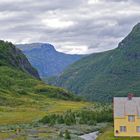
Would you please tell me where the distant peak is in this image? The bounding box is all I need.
[17,43,57,52]
[40,43,56,52]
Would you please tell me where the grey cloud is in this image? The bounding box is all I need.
[102,0,137,2]
[102,0,129,2]
[0,0,86,12]
[0,0,140,54]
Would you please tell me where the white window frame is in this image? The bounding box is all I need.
[120,126,126,132]
[137,126,140,132]
[128,115,135,122]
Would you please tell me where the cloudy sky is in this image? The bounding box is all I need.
[0,0,140,54]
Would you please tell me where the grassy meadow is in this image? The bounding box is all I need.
[0,93,92,139]
[0,93,90,125]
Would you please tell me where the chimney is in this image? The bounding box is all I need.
[128,93,134,100]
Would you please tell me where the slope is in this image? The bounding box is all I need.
[0,40,82,105]
[0,40,40,79]
[50,23,140,102]
[0,40,89,125]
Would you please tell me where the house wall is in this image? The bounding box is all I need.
[114,115,140,137]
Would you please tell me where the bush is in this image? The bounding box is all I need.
[64,130,71,139]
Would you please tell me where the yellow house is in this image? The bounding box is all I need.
[114,94,140,137]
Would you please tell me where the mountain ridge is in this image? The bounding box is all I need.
[49,23,140,102]
[17,43,83,78]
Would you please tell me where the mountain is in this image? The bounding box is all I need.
[0,41,40,79]
[49,23,140,102]
[16,43,82,78]
[0,40,80,106]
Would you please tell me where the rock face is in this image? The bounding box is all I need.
[0,40,40,79]
[17,43,82,78]
[49,23,140,102]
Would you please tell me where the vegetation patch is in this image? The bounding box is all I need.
[40,104,113,126]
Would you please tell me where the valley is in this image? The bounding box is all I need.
[17,43,83,78]
[0,22,139,140]
[0,41,110,140]
[49,23,140,102]
[0,0,140,139]
[0,41,92,139]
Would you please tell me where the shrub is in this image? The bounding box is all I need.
[64,130,71,139]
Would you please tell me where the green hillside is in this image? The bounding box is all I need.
[0,40,81,104]
[0,40,89,125]
[49,23,140,102]
[0,40,40,79]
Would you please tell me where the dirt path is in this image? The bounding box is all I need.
[79,131,99,140]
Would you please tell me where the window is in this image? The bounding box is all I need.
[120,126,126,132]
[137,126,140,132]
[128,115,135,122]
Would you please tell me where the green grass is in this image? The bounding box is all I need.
[0,65,84,126]
[0,96,91,139]
[0,66,79,105]
[0,93,90,125]
[97,127,140,140]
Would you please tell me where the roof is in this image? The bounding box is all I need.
[114,97,140,118]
